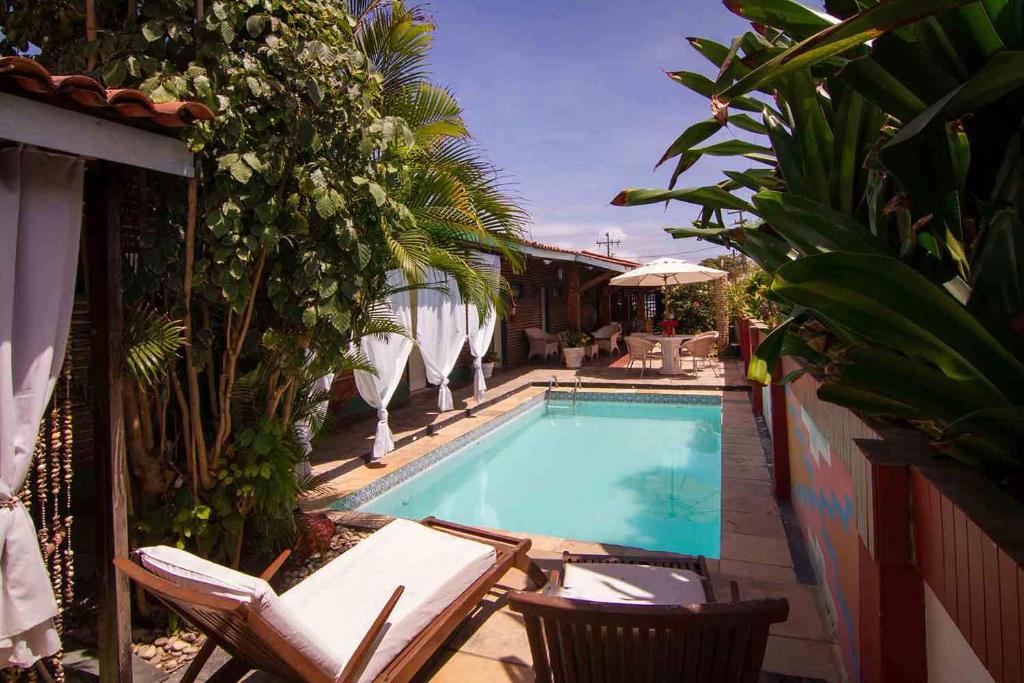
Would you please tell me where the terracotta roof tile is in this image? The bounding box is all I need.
[0,56,214,129]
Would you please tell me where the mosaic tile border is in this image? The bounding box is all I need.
[332,394,546,510]
[548,390,721,405]
[331,390,722,511]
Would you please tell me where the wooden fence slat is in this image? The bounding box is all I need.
[967,519,987,663]
[983,536,1003,680]
[941,496,959,620]
[954,507,971,641]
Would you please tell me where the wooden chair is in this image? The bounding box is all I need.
[115,517,547,683]
[510,592,788,682]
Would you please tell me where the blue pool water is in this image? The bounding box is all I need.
[359,398,722,557]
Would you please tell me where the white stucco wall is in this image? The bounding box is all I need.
[924,584,994,683]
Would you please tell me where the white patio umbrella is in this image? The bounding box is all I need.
[610,257,727,287]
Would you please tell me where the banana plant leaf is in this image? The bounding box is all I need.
[670,140,776,184]
[747,316,795,384]
[611,186,755,211]
[729,113,769,134]
[970,207,1024,318]
[668,71,783,116]
[724,0,839,40]
[821,344,1010,426]
[716,0,977,104]
[724,168,784,191]
[763,110,808,197]
[770,252,1024,400]
[839,55,930,121]
[940,406,1024,467]
[657,119,723,168]
[752,190,889,255]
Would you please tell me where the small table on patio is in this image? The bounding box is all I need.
[657,335,694,375]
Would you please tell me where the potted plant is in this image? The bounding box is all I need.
[481,351,499,378]
[558,330,591,369]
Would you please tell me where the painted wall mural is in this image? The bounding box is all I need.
[786,383,861,682]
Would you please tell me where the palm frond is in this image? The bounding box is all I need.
[123,305,185,387]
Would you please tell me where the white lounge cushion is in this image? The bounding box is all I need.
[553,562,707,606]
[134,545,344,679]
[280,518,496,682]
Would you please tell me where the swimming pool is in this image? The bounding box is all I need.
[342,394,722,557]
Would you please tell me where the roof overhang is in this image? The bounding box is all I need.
[0,92,196,177]
[519,243,630,273]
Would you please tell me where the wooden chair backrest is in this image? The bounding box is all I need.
[510,592,788,683]
[113,556,334,683]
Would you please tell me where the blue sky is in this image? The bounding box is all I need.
[428,1,759,262]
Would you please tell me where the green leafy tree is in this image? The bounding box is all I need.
[2,0,525,561]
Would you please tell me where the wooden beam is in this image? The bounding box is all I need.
[565,264,581,330]
[85,163,133,683]
[0,93,195,177]
[579,270,615,293]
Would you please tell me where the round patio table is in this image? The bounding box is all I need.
[657,335,694,375]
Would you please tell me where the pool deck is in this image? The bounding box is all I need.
[293,357,844,682]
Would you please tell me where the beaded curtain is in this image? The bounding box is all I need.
[3,349,75,683]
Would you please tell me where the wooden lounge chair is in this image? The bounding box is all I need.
[510,552,788,683]
[115,517,547,683]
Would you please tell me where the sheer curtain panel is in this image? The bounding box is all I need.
[0,148,84,667]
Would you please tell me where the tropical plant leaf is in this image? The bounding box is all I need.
[770,252,1024,400]
[752,190,888,255]
[724,0,839,40]
[124,305,185,386]
[611,186,754,211]
[716,0,977,105]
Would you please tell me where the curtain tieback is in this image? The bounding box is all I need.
[377,406,389,422]
[0,494,23,510]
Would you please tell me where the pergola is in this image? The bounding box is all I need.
[0,56,213,682]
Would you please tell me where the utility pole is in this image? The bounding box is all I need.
[726,209,747,228]
[725,210,749,267]
[596,231,621,257]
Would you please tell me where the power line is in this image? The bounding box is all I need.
[617,244,724,259]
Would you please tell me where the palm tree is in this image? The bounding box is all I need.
[350,0,528,310]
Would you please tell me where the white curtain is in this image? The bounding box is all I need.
[416,268,467,412]
[353,270,414,460]
[0,148,83,667]
[467,253,501,403]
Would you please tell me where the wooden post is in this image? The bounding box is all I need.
[769,380,790,498]
[85,163,133,683]
[599,286,611,326]
[859,462,926,683]
[749,326,763,417]
[565,264,580,330]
